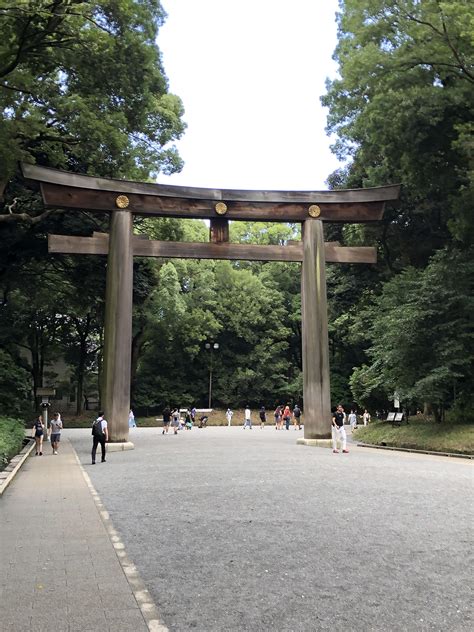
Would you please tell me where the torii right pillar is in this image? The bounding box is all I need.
[301,218,332,441]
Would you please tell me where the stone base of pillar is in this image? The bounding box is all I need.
[297,438,332,448]
[107,442,134,452]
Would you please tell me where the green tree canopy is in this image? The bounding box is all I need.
[322,0,474,261]
[1,0,185,206]
[0,0,186,412]
[349,247,474,419]
[320,0,474,416]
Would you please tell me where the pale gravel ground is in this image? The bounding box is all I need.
[67,426,473,632]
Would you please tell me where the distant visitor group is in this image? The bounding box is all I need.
[158,404,303,434]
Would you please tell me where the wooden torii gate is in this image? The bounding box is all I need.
[23,164,400,446]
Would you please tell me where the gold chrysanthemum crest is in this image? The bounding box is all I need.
[115,195,130,209]
[215,202,228,215]
[308,204,321,218]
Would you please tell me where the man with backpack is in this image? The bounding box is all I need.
[293,404,302,430]
[91,411,108,464]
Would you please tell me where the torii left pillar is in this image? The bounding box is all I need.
[102,209,134,446]
[299,219,332,445]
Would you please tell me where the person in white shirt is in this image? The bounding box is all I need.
[362,409,371,426]
[243,406,252,429]
[348,409,357,432]
[49,412,63,455]
[91,412,108,464]
[332,404,349,454]
[226,408,233,427]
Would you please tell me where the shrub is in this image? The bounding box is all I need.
[0,417,26,470]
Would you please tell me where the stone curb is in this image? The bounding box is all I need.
[296,438,332,447]
[0,438,36,497]
[357,442,473,460]
[71,447,169,632]
[107,441,135,452]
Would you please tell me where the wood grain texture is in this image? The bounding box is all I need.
[210,218,229,243]
[23,163,401,204]
[48,234,377,263]
[301,220,332,439]
[39,183,388,222]
[102,212,133,442]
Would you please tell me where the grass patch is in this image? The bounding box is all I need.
[354,418,473,455]
[0,417,27,470]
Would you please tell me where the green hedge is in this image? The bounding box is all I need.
[0,417,26,470]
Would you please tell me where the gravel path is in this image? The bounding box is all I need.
[67,426,473,632]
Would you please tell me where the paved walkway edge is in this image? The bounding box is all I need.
[357,442,473,459]
[0,438,36,497]
[71,447,169,632]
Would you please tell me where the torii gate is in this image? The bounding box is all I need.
[23,164,400,446]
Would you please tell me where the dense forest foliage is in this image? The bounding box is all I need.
[0,1,472,420]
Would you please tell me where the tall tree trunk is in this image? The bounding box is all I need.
[29,327,44,403]
[130,326,146,404]
[74,324,89,416]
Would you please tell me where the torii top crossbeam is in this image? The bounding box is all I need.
[22,164,400,223]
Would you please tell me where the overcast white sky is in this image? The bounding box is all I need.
[157,0,342,191]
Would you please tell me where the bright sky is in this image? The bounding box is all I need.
[158,0,342,191]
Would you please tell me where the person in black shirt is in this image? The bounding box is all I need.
[259,406,266,429]
[332,404,349,454]
[31,415,44,456]
[162,407,171,434]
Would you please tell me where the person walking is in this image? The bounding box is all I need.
[348,409,357,432]
[293,404,302,430]
[274,405,282,430]
[243,406,252,429]
[31,415,45,455]
[91,411,108,464]
[184,408,193,430]
[49,412,63,455]
[362,409,371,426]
[283,404,292,430]
[171,408,180,435]
[128,409,136,428]
[332,404,348,454]
[259,406,266,429]
[226,408,233,427]
[162,406,171,434]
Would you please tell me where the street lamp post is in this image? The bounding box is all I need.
[205,342,219,408]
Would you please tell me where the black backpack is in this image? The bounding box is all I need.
[92,419,104,437]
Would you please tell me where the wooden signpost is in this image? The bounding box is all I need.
[23,164,400,446]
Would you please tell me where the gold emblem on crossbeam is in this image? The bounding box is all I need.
[215,202,228,215]
[115,195,130,209]
[308,204,321,218]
